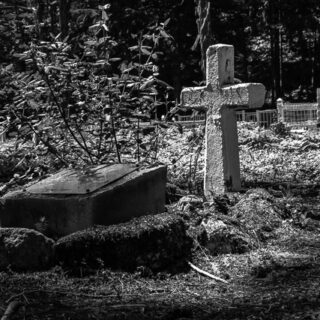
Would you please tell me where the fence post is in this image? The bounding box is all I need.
[242,110,245,121]
[256,110,261,126]
[317,88,320,127]
[0,117,9,143]
[276,98,284,123]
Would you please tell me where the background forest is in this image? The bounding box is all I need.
[1,0,320,104]
[0,0,320,170]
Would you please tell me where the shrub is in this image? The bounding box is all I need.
[2,5,174,167]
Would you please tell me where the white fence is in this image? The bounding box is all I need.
[177,109,277,128]
[176,100,320,129]
[177,115,206,122]
[277,101,319,127]
[236,110,277,128]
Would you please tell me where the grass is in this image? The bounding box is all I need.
[1,123,320,319]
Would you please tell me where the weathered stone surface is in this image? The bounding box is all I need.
[0,228,54,271]
[177,195,203,212]
[54,213,192,273]
[230,189,282,241]
[201,219,257,255]
[0,164,166,237]
[181,44,266,197]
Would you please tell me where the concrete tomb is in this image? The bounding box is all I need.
[0,164,166,237]
[181,44,265,198]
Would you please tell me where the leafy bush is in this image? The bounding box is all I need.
[2,5,173,167]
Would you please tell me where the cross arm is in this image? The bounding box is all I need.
[180,86,210,111]
[222,83,266,109]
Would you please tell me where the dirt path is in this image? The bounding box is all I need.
[1,228,320,320]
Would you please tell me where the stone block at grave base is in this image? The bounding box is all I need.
[0,228,54,271]
[0,164,166,237]
[201,219,257,255]
[54,213,192,273]
[230,189,282,241]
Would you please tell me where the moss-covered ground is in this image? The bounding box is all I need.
[1,123,320,319]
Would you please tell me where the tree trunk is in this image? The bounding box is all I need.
[268,0,282,103]
[270,31,276,103]
[34,0,45,38]
[274,25,281,97]
[315,29,320,90]
[59,0,70,38]
[36,0,44,23]
[192,0,214,79]
[49,0,58,33]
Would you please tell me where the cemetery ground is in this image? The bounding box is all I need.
[1,123,320,319]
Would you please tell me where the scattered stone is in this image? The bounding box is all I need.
[229,189,282,241]
[0,228,54,271]
[0,164,166,237]
[54,213,192,273]
[201,218,257,255]
[177,195,203,212]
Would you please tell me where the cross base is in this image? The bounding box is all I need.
[204,106,240,198]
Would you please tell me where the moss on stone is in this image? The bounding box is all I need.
[0,228,54,271]
[54,213,192,273]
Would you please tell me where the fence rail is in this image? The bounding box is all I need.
[177,109,278,128]
[278,101,319,126]
[175,99,320,129]
[1,100,320,143]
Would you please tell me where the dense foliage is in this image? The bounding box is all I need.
[0,0,320,169]
[0,3,175,166]
[1,0,320,102]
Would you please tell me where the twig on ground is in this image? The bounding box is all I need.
[188,261,229,284]
[1,301,25,320]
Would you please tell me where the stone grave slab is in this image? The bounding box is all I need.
[181,44,266,198]
[0,164,166,237]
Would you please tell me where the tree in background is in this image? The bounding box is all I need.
[59,0,71,38]
[192,0,214,78]
[1,0,320,105]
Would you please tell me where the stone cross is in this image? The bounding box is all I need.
[181,44,265,199]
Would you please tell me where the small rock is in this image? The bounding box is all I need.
[0,228,54,271]
[230,189,282,241]
[177,195,203,212]
[201,218,257,255]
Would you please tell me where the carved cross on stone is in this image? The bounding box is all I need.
[181,44,265,199]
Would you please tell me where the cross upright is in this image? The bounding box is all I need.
[181,44,265,199]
